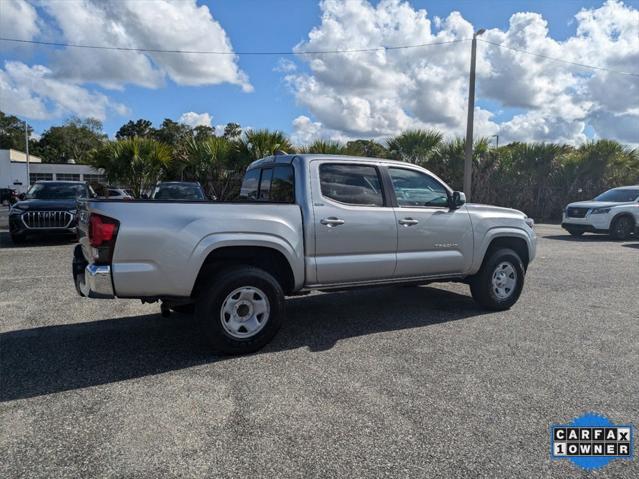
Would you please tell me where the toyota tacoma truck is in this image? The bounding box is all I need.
[72,154,536,354]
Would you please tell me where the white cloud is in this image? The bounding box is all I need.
[0,0,39,41]
[179,111,213,128]
[40,0,251,92]
[0,61,129,120]
[0,0,250,123]
[288,0,639,145]
[274,59,297,73]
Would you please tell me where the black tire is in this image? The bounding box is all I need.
[610,215,634,240]
[10,232,26,244]
[567,229,584,237]
[195,265,285,355]
[469,248,525,311]
[170,304,195,314]
[72,244,88,296]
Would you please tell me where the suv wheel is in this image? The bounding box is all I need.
[610,216,634,240]
[470,248,525,311]
[195,266,284,354]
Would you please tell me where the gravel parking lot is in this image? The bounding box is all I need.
[1,205,637,478]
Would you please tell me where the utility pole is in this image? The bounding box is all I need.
[463,29,485,202]
[24,120,30,188]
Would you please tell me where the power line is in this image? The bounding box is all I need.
[3,35,636,77]
[478,38,639,78]
[0,36,468,55]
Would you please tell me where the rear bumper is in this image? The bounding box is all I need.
[72,245,115,298]
[85,264,115,298]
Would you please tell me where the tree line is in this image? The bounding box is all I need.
[1,111,637,219]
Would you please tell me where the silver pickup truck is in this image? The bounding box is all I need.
[73,153,536,354]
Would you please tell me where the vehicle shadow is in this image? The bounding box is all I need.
[621,243,639,249]
[0,231,76,249]
[543,234,617,242]
[0,286,486,402]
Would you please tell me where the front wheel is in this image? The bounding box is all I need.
[610,216,634,240]
[195,266,285,355]
[470,248,525,311]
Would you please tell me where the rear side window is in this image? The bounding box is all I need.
[239,168,260,200]
[319,164,384,207]
[240,165,295,203]
[271,166,295,203]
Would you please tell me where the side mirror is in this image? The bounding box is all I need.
[18,193,26,201]
[450,191,466,210]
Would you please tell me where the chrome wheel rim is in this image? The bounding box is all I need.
[220,286,270,339]
[491,262,517,300]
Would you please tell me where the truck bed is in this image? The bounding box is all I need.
[78,199,305,297]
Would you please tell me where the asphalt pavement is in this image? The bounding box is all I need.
[1,206,638,477]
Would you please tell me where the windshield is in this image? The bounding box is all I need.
[594,189,639,202]
[153,184,205,200]
[26,183,87,200]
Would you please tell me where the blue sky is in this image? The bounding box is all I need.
[1,0,638,144]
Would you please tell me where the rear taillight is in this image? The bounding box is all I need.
[88,213,119,263]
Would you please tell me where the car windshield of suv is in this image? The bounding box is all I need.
[26,183,87,200]
[594,189,639,202]
[153,184,204,200]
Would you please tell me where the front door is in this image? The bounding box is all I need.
[312,162,398,284]
[387,166,473,277]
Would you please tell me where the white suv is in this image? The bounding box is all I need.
[562,186,639,240]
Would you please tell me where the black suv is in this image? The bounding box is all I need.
[9,181,93,244]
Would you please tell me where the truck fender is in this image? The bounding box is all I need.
[471,227,535,274]
[188,232,305,292]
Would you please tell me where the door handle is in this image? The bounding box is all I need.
[398,217,419,226]
[320,217,345,227]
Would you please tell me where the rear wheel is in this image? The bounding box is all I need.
[195,266,284,354]
[470,248,525,311]
[610,216,634,240]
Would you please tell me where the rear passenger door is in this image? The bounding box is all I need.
[311,162,398,284]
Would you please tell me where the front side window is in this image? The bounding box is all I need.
[319,163,384,207]
[388,167,449,207]
[595,189,639,203]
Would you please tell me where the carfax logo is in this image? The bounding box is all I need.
[551,413,634,470]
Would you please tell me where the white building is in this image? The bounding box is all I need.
[0,149,105,193]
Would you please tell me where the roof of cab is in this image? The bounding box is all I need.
[247,153,412,170]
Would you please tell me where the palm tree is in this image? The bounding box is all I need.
[89,137,172,197]
[234,129,293,166]
[386,129,443,166]
[298,139,347,154]
[181,136,238,200]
